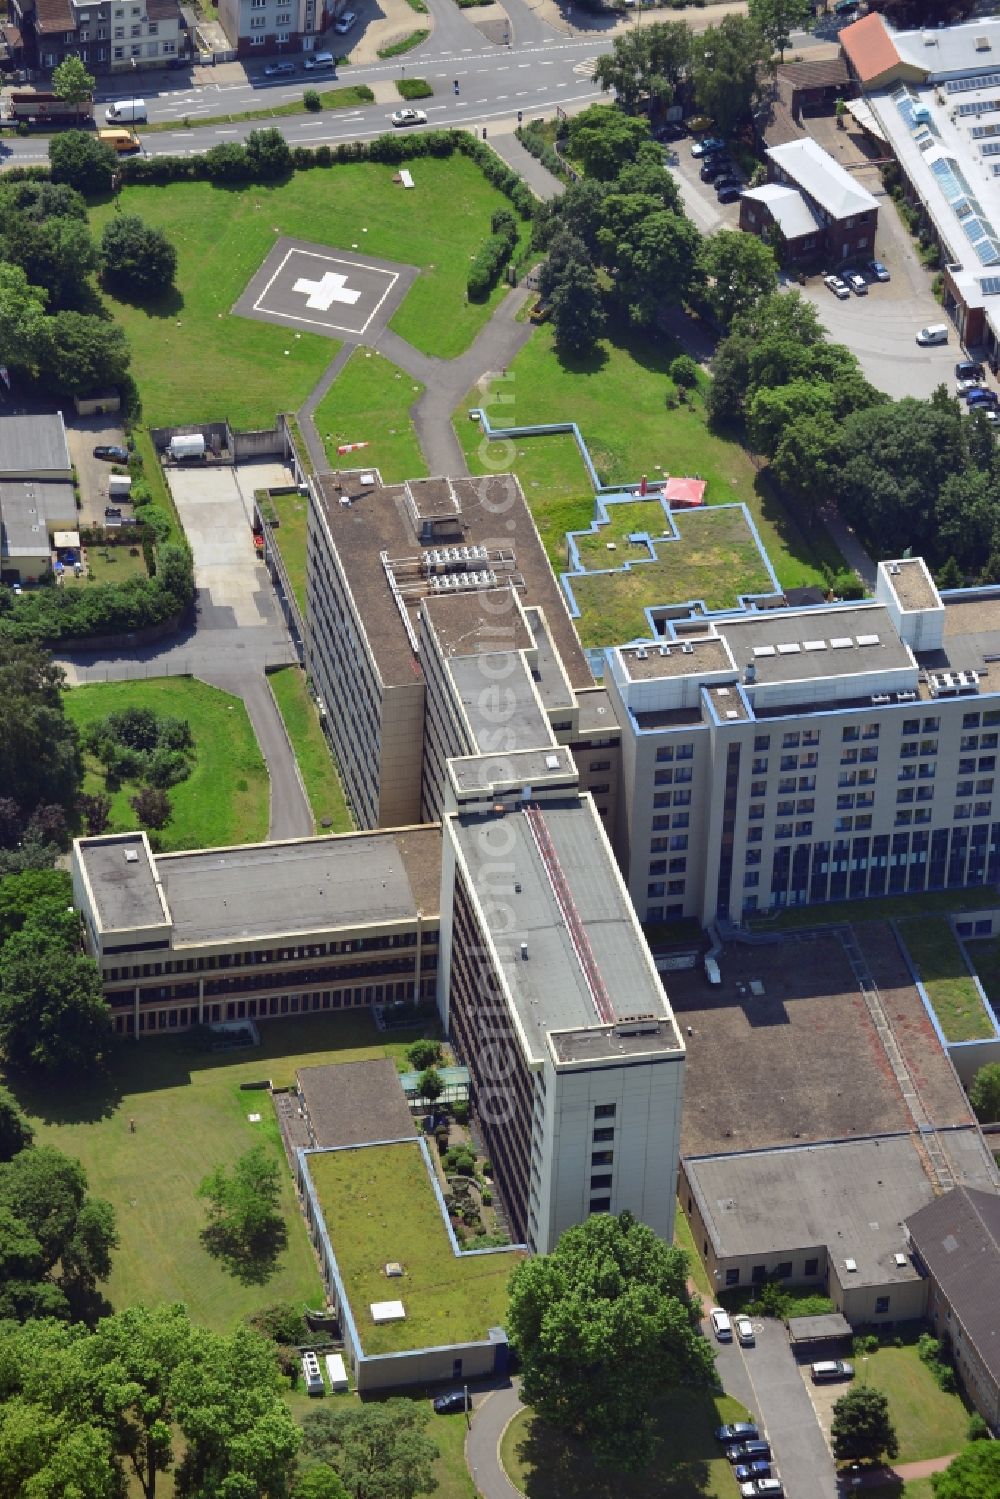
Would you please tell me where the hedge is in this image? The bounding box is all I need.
[0,542,193,645]
[467,205,519,301]
[117,129,535,219]
[515,121,572,184]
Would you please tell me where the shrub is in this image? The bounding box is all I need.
[129,786,171,830]
[468,208,519,301]
[756,1280,790,1319]
[480,1186,492,1206]
[669,354,699,389]
[968,1412,990,1441]
[304,88,322,112]
[516,120,571,183]
[99,215,178,297]
[451,1099,469,1125]
[442,1144,477,1177]
[397,77,433,100]
[406,1037,442,1070]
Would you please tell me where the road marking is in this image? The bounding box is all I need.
[573,56,598,77]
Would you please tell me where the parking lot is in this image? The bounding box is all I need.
[63,411,131,526]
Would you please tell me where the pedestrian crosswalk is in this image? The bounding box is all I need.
[573,56,599,78]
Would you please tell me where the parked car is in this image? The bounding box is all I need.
[727,1440,772,1465]
[263,60,295,76]
[957,376,983,394]
[715,175,741,194]
[717,184,742,205]
[93,444,129,462]
[734,1461,772,1482]
[968,389,999,408]
[845,271,867,296]
[709,1307,733,1342]
[916,323,948,345]
[739,1481,783,1499]
[824,274,850,300]
[957,358,986,381]
[332,10,356,32]
[716,1422,759,1444]
[432,1390,470,1414]
[867,259,890,281]
[304,50,336,69]
[734,1315,755,1346]
[810,1359,854,1382]
[391,108,427,127]
[104,506,123,518]
[691,136,725,157]
[654,122,686,141]
[700,157,733,182]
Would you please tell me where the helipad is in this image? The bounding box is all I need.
[232,238,418,341]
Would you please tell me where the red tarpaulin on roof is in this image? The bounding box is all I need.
[664,477,706,508]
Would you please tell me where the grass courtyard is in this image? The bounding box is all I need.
[9,1013,428,1333]
[306,1141,522,1355]
[752,885,1000,933]
[500,1389,752,1499]
[859,1339,971,1464]
[64,540,149,589]
[454,321,845,598]
[268,489,310,622]
[64,676,269,851]
[567,505,775,648]
[89,154,531,428]
[267,665,353,834]
[313,348,427,482]
[897,917,995,1042]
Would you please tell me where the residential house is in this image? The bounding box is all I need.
[9,0,187,74]
[740,137,878,266]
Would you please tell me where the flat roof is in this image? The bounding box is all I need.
[767,138,879,219]
[448,744,577,796]
[76,833,168,933]
[0,479,76,556]
[686,1136,936,1287]
[314,471,592,693]
[576,687,621,735]
[618,637,734,681]
[450,797,679,1064]
[894,15,1000,79]
[722,604,914,684]
[305,1140,522,1354]
[298,1059,416,1148]
[422,587,533,659]
[888,558,941,612]
[449,652,553,755]
[0,412,71,476]
[522,606,576,712]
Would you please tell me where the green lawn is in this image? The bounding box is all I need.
[267,666,354,833]
[8,1012,430,1332]
[455,321,845,595]
[500,1389,751,1498]
[141,83,376,131]
[674,1200,712,1300]
[313,348,427,482]
[751,885,1000,933]
[284,1392,474,1499]
[65,539,149,588]
[568,505,775,648]
[269,490,310,622]
[964,934,1000,1018]
[89,157,530,427]
[861,1342,970,1464]
[306,1141,522,1355]
[897,918,994,1042]
[64,676,269,852]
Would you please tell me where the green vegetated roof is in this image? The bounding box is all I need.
[567,503,774,649]
[307,1141,522,1355]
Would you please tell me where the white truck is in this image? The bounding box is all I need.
[105,99,148,123]
[168,433,206,462]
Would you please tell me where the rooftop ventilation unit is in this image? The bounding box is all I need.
[896,690,918,702]
[753,645,776,658]
[894,1252,908,1267]
[681,642,694,654]
[544,753,560,770]
[976,33,992,50]
[659,644,670,656]
[872,694,891,705]
[614,1014,659,1037]
[777,642,801,655]
[725,710,739,720]
[636,648,648,660]
[125,849,139,863]
[845,1258,858,1272]
[857,634,880,647]
[889,562,902,576]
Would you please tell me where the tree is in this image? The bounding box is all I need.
[931,1440,1000,1499]
[301,1400,439,1499]
[747,377,836,459]
[566,104,651,181]
[406,1038,442,1071]
[936,556,964,590]
[52,55,96,105]
[551,255,605,357]
[0,921,111,1078]
[592,22,692,113]
[670,355,699,389]
[610,209,703,327]
[44,310,131,396]
[0,868,73,943]
[0,1145,117,1320]
[417,1067,444,1103]
[692,16,770,139]
[772,409,840,527]
[831,1385,899,1465]
[49,130,118,196]
[969,1062,1000,1122]
[935,467,999,576]
[129,787,171,830]
[294,1470,350,1499]
[0,262,50,379]
[0,179,89,222]
[198,1144,287,1280]
[244,127,293,179]
[80,792,113,836]
[1,211,97,308]
[0,1085,34,1161]
[535,177,608,259]
[99,216,178,298]
[507,1211,715,1468]
[747,0,811,61]
[697,229,777,330]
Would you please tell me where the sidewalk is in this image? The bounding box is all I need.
[488,130,565,199]
[856,1452,957,1487]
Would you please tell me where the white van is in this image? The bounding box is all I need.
[916,323,948,346]
[304,50,337,69]
[105,99,147,124]
[302,1351,324,1395]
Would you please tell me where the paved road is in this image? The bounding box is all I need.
[711,1316,839,1499]
[466,1381,524,1499]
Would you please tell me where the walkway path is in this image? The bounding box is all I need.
[466,1381,525,1499]
[857,1452,957,1488]
[488,131,565,200]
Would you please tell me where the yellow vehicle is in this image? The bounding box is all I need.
[529,298,552,324]
[98,127,141,153]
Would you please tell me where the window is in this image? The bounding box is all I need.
[670,834,688,851]
[748,804,765,821]
[775,823,793,839]
[114,24,124,35]
[903,718,919,734]
[593,1127,615,1142]
[957,781,974,797]
[961,735,979,752]
[875,1296,890,1315]
[777,800,794,817]
[147,19,158,32]
[672,813,689,829]
[743,872,760,888]
[804,1257,819,1276]
[725,1268,740,1286]
[656,746,674,762]
[113,43,124,54]
[667,879,685,895]
[655,770,673,786]
[589,1197,611,1213]
[981,756,996,771]
[594,1104,616,1119]
[775,1261,793,1279]
[778,778,796,794]
[754,735,770,751]
[796,821,813,836]
[897,789,914,805]
[647,882,665,898]
[673,789,691,806]
[751,780,767,797]
[674,766,693,784]
[963,712,981,729]
[752,757,768,774]
[751,1264,766,1284]
[676,743,693,760]
[843,726,860,742]
[591,1150,613,1166]
[923,716,939,732]
[669,857,686,873]
[955,804,971,820]
[780,755,798,771]
[745,848,761,865]
[650,860,667,875]
[782,732,800,748]
[590,1174,611,1189]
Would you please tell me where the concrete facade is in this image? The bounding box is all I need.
[218,0,331,59]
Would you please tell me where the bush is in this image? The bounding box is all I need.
[99,215,178,297]
[406,1038,442,1070]
[830,567,864,601]
[48,131,117,195]
[480,1186,492,1206]
[516,121,572,183]
[303,88,322,112]
[968,1412,990,1441]
[756,1280,790,1319]
[451,1099,469,1125]
[442,1144,477,1177]
[669,354,699,389]
[397,77,433,100]
[468,208,519,301]
[245,127,292,180]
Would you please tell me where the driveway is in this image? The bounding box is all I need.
[64,412,129,526]
[665,146,742,236]
[166,467,272,627]
[709,1315,839,1499]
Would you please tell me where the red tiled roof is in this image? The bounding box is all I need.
[34,0,75,34]
[840,12,901,85]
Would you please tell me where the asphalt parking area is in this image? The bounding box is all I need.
[64,412,129,525]
[165,467,276,629]
[232,238,419,342]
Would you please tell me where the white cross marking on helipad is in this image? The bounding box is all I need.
[292,271,362,311]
